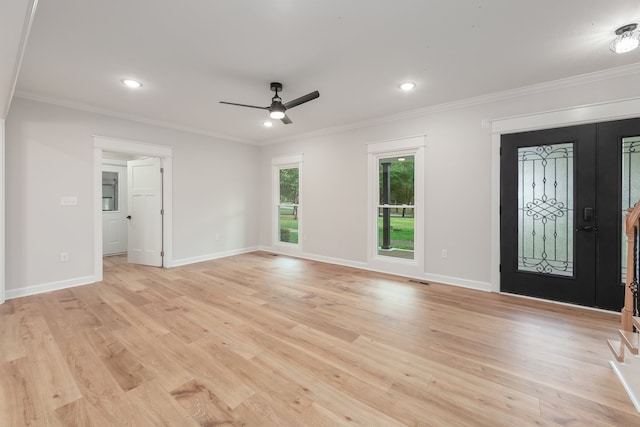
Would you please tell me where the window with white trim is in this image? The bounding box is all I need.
[368,136,425,274]
[272,154,303,247]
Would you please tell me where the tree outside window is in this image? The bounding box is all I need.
[279,167,299,243]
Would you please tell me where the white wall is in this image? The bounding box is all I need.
[5,97,260,295]
[7,67,640,299]
[0,119,4,303]
[258,68,640,291]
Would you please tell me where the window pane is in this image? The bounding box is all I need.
[378,156,414,259]
[279,167,299,244]
[517,143,573,276]
[280,168,299,204]
[377,207,414,259]
[279,205,298,244]
[102,171,118,211]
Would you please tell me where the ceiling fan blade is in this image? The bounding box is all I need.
[283,90,319,110]
[281,114,292,125]
[219,101,268,110]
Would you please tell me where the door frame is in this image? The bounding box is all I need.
[489,97,640,296]
[93,136,173,281]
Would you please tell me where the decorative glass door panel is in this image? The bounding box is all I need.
[517,143,574,277]
[501,124,597,308]
[503,119,640,310]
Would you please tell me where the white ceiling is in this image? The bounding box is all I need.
[8,0,640,143]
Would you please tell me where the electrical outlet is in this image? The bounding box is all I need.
[441,249,448,259]
[60,252,69,262]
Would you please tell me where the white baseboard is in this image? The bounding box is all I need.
[170,246,261,267]
[5,275,97,300]
[3,248,492,301]
[266,247,369,270]
[261,246,493,293]
[423,273,494,293]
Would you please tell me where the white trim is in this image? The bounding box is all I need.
[272,153,303,165]
[171,246,260,268]
[366,136,425,277]
[93,136,173,279]
[5,275,94,300]
[261,246,492,292]
[488,97,640,295]
[423,273,493,293]
[366,134,426,152]
[15,93,254,145]
[0,120,4,304]
[489,96,640,135]
[263,63,640,146]
[272,154,303,254]
[1,0,38,118]
[93,135,173,158]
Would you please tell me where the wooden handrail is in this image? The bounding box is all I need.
[622,202,640,331]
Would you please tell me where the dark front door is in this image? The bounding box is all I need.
[501,125,598,307]
[501,118,640,310]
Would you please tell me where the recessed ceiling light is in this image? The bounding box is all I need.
[263,121,274,127]
[400,82,416,91]
[122,79,143,88]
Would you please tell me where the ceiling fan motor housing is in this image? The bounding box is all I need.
[270,82,283,93]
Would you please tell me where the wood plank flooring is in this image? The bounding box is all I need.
[0,251,638,426]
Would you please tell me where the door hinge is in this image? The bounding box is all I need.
[161,251,164,257]
[499,264,501,272]
[160,167,164,173]
[499,146,502,155]
[160,209,164,215]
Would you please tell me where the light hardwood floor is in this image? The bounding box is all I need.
[0,251,638,426]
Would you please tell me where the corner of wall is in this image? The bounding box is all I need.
[0,119,4,304]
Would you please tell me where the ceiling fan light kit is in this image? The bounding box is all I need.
[610,23,640,54]
[220,82,319,125]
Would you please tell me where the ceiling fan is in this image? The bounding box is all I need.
[220,82,319,124]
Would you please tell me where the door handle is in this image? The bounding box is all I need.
[126,215,132,219]
[582,225,593,231]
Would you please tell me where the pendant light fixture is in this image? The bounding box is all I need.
[610,23,640,54]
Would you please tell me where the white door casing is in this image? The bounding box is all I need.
[102,165,127,255]
[127,157,162,267]
[93,135,173,283]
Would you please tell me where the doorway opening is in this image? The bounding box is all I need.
[93,136,173,282]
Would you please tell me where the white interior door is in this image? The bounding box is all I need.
[102,165,128,255]
[127,157,163,266]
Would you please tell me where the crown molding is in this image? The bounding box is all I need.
[13,91,257,145]
[1,0,38,119]
[261,62,640,145]
[13,62,640,147]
